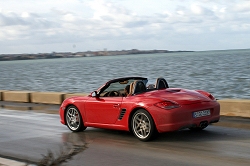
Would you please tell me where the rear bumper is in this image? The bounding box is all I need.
[157,115,220,132]
[149,101,220,133]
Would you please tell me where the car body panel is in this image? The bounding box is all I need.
[84,96,123,124]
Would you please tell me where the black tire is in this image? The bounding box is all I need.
[131,109,156,141]
[65,106,86,132]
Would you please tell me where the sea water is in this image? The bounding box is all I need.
[0,49,249,99]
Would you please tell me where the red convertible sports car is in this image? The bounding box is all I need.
[59,77,220,141]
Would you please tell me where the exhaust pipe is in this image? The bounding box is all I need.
[199,121,208,128]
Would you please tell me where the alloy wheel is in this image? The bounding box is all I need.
[132,111,151,140]
[66,106,81,131]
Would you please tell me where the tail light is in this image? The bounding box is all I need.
[208,94,215,100]
[196,90,216,100]
[154,101,180,110]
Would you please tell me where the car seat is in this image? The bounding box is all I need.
[129,80,147,95]
[155,78,169,89]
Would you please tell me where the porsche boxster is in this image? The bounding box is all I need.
[59,77,220,141]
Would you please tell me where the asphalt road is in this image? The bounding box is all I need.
[0,102,250,166]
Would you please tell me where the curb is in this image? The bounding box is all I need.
[0,158,26,166]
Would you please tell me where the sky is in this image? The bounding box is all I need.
[0,0,250,54]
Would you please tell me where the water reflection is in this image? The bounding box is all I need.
[62,132,89,146]
[0,103,59,114]
[60,126,250,152]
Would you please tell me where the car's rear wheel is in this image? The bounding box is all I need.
[65,106,86,132]
[131,109,155,141]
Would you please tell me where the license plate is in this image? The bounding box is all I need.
[193,110,211,118]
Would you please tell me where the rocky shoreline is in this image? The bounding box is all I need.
[0,49,193,61]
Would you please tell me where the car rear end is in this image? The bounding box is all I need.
[145,88,220,133]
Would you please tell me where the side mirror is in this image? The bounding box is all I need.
[91,91,99,97]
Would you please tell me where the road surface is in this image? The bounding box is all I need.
[0,102,250,166]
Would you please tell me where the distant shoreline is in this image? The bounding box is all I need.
[0,49,193,61]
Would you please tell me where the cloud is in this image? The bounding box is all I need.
[0,0,250,53]
[234,1,250,12]
[190,4,214,16]
[0,11,26,27]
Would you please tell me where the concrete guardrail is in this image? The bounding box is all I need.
[0,90,249,118]
[0,90,88,105]
[1,90,33,103]
[218,99,250,118]
[64,93,89,100]
[31,92,65,104]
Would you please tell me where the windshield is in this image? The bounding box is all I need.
[99,78,148,97]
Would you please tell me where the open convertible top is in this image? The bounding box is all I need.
[106,77,147,84]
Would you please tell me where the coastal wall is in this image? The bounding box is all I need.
[0,90,249,118]
[219,99,250,118]
[0,90,88,104]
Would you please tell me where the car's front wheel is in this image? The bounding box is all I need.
[131,109,156,141]
[65,106,86,132]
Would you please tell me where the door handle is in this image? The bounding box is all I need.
[113,104,120,108]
